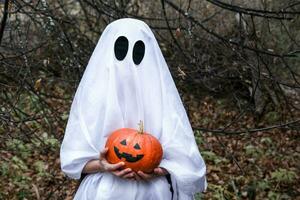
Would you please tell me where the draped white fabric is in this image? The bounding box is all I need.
[60,18,206,200]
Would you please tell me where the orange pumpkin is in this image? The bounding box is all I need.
[105,121,163,173]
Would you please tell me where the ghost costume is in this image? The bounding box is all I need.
[60,18,207,200]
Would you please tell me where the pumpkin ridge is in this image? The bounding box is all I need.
[148,134,154,172]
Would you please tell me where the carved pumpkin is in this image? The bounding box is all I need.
[105,121,163,172]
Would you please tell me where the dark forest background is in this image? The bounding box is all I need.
[0,0,299,199]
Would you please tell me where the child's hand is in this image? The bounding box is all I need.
[99,148,135,179]
[134,167,169,181]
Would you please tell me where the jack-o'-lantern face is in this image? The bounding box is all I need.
[114,139,144,162]
[105,127,163,172]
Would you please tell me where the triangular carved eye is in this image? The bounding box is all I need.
[120,139,127,146]
[134,143,141,150]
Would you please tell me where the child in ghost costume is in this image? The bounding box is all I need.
[60,18,207,200]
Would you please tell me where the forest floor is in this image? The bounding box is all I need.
[0,84,299,200]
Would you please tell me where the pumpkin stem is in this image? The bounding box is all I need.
[138,120,144,134]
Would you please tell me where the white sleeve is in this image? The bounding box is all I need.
[159,114,207,197]
[60,89,99,179]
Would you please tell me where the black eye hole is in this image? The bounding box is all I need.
[114,36,129,61]
[132,40,145,65]
[133,143,141,150]
[120,139,127,146]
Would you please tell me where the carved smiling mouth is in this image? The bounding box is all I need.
[114,146,144,162]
